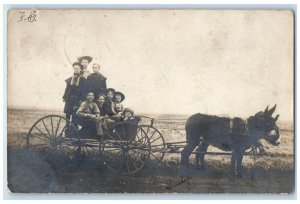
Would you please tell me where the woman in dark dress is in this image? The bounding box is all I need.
[63,62,87,126]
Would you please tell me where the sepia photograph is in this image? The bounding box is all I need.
[6,9,294,193]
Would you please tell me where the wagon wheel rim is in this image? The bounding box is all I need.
[140,125,166,163]
[27,115,80,166]
[100,122,151,174]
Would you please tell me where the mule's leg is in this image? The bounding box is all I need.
[195,142,209,169]
[180,128,200,176]
[181,141,198,167]
[236,151,244,177]
[231,151,237,173]
[231,150,243,177]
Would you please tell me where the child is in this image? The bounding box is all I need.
[121,108,141,141]
[63,62,87,126]
[112,91,125,114]
[110,91,125,122]
[122,108,140,124]
[77,56,93,78]
[87,63,107,97]
[76,92,104,137]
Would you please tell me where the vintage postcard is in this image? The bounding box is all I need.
[7,9,294,193]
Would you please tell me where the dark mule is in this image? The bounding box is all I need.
[181,105,280,176]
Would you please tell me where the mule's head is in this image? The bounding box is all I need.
[249,105,280,146]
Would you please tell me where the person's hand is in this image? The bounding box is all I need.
[102,115,109,119]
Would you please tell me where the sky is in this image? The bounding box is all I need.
[7,10,294,121]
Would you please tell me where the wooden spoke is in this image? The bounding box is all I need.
[33,126,51,140]
[41,119,52,139]
[50,117,54,138]
[54,117,62,138]
[31,133,50,143]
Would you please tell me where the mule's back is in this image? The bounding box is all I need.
[185,113,232,151]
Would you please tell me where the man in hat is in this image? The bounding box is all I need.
[63,62,88,126]
[87,63,107,97]
[77,56,93,78]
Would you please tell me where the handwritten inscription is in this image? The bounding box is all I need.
[165,176,190,190]
[18,10,38,22]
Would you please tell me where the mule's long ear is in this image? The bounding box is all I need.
[268,104,277,116]
[274,114,280,121]
[264,105,269,115]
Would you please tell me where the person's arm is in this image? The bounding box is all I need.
[63,83,69,102]
[103,79,107,91]
[76,102,85,117]
[76,102,93,118]
[94,104,101,117]
[111,103,117,115]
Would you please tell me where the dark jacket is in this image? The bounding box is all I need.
[63,76,87,114]
[96,102,106,116]
[103,99,114,116]
[87,73,107,97]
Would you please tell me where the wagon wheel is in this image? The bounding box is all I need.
[140,125,166,163]
[100,122,151,174]
[27,115,81,166]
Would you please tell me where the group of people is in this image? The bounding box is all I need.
[63,56,139,137]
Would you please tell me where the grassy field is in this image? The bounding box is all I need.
[6,108,295,193]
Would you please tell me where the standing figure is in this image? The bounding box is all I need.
[63,62,87,126]
[87,63,107,97]
[77,56,93,78]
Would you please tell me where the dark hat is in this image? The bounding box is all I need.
[114,91,125,102]
[77,56,93,63]
[106,88,115,94]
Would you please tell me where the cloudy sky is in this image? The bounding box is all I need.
[7,10,293,121]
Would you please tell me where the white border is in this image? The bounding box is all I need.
[1,0,298,201]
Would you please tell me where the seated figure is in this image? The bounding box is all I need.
[76,92,104,138]
[122,108,140,124]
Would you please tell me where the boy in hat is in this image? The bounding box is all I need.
[77,56,93,78]
[87,63,107,97]
[63,62,88,126]
[112,91,125,115]
[110,91,125,121]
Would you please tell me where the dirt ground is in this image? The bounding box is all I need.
[6,109,295,193]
